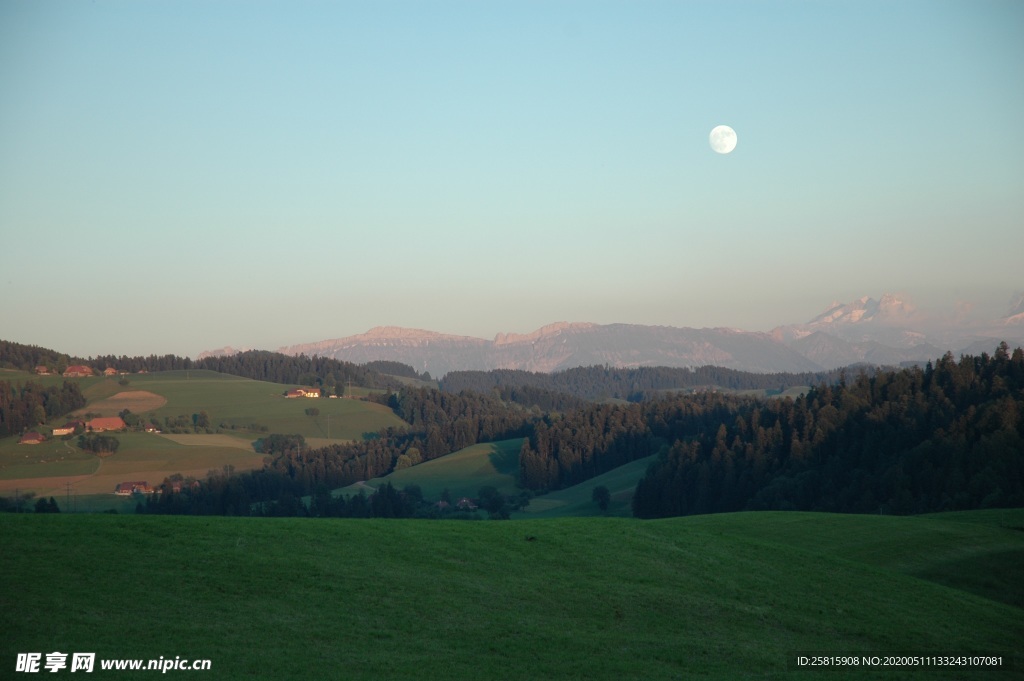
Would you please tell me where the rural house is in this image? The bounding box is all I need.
[87,416,127,432]
[63,365,93,377]
[285,387,321,398]
[52,424,76,436]
[18,431,46,445]
[103,367,118,376]
[114,481,152,495]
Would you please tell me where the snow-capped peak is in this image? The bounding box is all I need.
[807,294,916,327]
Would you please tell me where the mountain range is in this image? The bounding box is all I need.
[202,294,1024,376]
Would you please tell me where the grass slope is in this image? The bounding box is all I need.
[520,454,656,518]
[339,438,525,500]
[3,511,1020,680]
[82,371,406,441]
[689,510,1024,610]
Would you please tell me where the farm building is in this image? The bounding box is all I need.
[52,425,76,436]
[285,387,321,398]
[35,366,50,375]
[87,416,127,432]
[63,365,93,377]
[18,431,46,445]
[103,367,118,376]
[115,481,152,495]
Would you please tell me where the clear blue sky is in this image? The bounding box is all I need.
[2,0,1022,357]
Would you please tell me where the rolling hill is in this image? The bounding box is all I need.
[3,510,1020,680]
[0,370,407,501]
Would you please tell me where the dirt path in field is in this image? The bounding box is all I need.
[157,434,254,449]
[74,390,167,416]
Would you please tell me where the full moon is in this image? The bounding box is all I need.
[709,125,737,154]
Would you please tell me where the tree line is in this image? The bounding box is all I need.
[0,340,413,393]
[194,350,405,391]
[363,360,433,382]
[0,380,87,437]
[138,476,523,520]
[0,494,61,513]
[441,364,852,402]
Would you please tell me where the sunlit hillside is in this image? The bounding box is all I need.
[0,370,406,501]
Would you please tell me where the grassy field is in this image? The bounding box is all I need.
[0,430,266,497]
[0,371,408,499]
[78,370,407,440]
[2,510,1020,680]
[338,438,653,518]
[520,454,657,518]
[339,438,525,500]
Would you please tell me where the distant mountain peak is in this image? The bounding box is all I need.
[358,326,482,342]
[1002,293,1024,325]
[277,327,488,359]
[493,321,596,345]
[197,345,250,359]
[197,292,1024,375]
[265,322,822,376]
[807,293,916,327]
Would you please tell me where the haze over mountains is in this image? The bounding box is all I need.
[202,294,1024,377]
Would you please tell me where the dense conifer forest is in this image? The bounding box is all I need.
[633,344,1024,516]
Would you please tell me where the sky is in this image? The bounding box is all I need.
[1,0,1022,358]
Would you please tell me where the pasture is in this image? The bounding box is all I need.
[82,370,406,441]
[2,510,1020,680]
[339,438,652,516]
[520,454,657,517]
[339,438,524,500]
[0,370,407,499]
[0,431,265,497]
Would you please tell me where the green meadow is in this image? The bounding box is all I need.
[340,438,525,500]
[342,439,654,517]
[0,370,407,498]
[2,510,1021,680]
[520,454,657,517]
[80,370,406,440]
